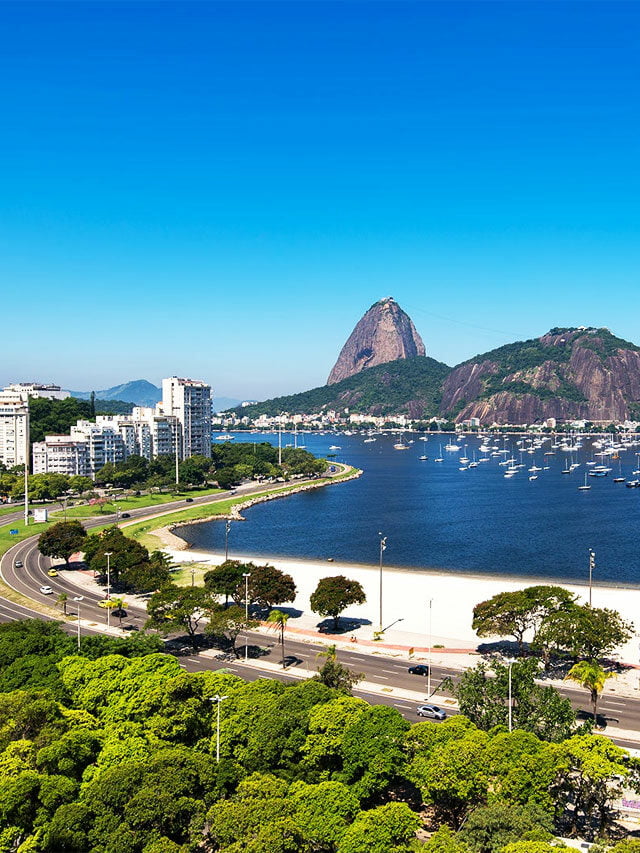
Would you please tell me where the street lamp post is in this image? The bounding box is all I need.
[73,596,84,650]
[191,567,196,588]
[104,551,113,628]
[506,658,517,732]
[224,520,231,561]
[427,598,433,698]
[243,572,251,662]
[588,548,595,606]
[209,694,228,763]
[378,533,387,633]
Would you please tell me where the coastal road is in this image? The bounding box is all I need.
[3,488,640,747]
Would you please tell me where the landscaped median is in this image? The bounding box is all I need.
[121,465,362,552]
[49,486,224,520]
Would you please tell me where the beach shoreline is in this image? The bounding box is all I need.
[163,544,640,666]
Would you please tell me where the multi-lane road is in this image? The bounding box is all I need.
[1,492,640,748]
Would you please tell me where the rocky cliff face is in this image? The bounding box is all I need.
[327,298,426,385]
[441,328,640,424]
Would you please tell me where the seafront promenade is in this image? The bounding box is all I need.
[162,545,640,672]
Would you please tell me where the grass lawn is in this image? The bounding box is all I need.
[51,487,223,519]
[122,470,358,553]
[171,563,212,587]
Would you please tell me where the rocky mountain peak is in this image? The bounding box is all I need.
[327,298,426,385]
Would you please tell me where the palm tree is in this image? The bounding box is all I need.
[56,592,68,616]
[565,660,612,723]
[267,609,289,668]
[112,597,127,627]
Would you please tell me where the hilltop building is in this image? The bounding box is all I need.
[3,383,69,400]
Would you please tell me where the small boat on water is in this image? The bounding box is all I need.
[578,473,591,491]
[329,445,341,450]
[419,455,428,461]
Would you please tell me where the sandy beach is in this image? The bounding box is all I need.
[163,542,640,667]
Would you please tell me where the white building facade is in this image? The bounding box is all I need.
[0,392,30,468]
[160,377,212,459]
[32,436,90,476]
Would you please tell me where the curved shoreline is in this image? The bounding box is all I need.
[156,466,363,551]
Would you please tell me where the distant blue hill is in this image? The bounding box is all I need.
[213,396,241,413]
[70,379,162,408]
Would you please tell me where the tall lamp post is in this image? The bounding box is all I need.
[427,598,433,698]
[378,533,387,633]
[506,658,517,732]
[104,551,113,628]
[588,548,595,606]
[73,596,84,650]
[209,694,228,763]
[224,520,231,561]
[243,572,251,662]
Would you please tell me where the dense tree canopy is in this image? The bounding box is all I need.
[0,618,637,851]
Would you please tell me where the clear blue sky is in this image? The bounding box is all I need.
[1,1,638,401]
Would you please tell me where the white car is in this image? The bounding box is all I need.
[39,585,54,595]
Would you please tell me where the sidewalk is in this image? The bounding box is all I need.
[194,648,640,750]
[58,564,640,703]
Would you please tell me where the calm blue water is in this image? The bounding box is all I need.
[179,433,640,585]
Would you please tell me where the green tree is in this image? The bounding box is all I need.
[310,576,366,631]
[444,659,575,741]
[146,584,213,652]
[38,521,87,566]
[204,559,247,605]
[267,609,290,668]
[67,475,93,495]
[56,593,68,616]
[119,551,171,593]
[564,660,612,721]
[290,780,359,850]
[552,734,630,837]
[407,727,489,827]
[84,526,150,585]
[248,564,297,610]
[313,645,363,693]
[472,586,575,654]
[458,802,553,853]
[336,802,419,853]
[535,605,633,662]
[422,825,470,853]
[206,604,259,655]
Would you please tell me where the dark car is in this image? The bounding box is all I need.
[120,513,131,518]
[185,498,194,502]
[408,665,430,676]
[416,704,446,720]
[14,560,23,569]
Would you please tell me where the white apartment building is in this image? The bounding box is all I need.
[70,421,126,475]
[96,408,179,460]
[33,436,89,476]
[160,377,212,459]
[0,392,30,468]
[4,383,70,401]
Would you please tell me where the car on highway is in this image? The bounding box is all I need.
[120,513,131,518]
[47,569,58,577]
[39,586,54,595]
[416,704,446,720]
[408,665,430,676]
[185,497,194,502]
[14,560,23,568]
